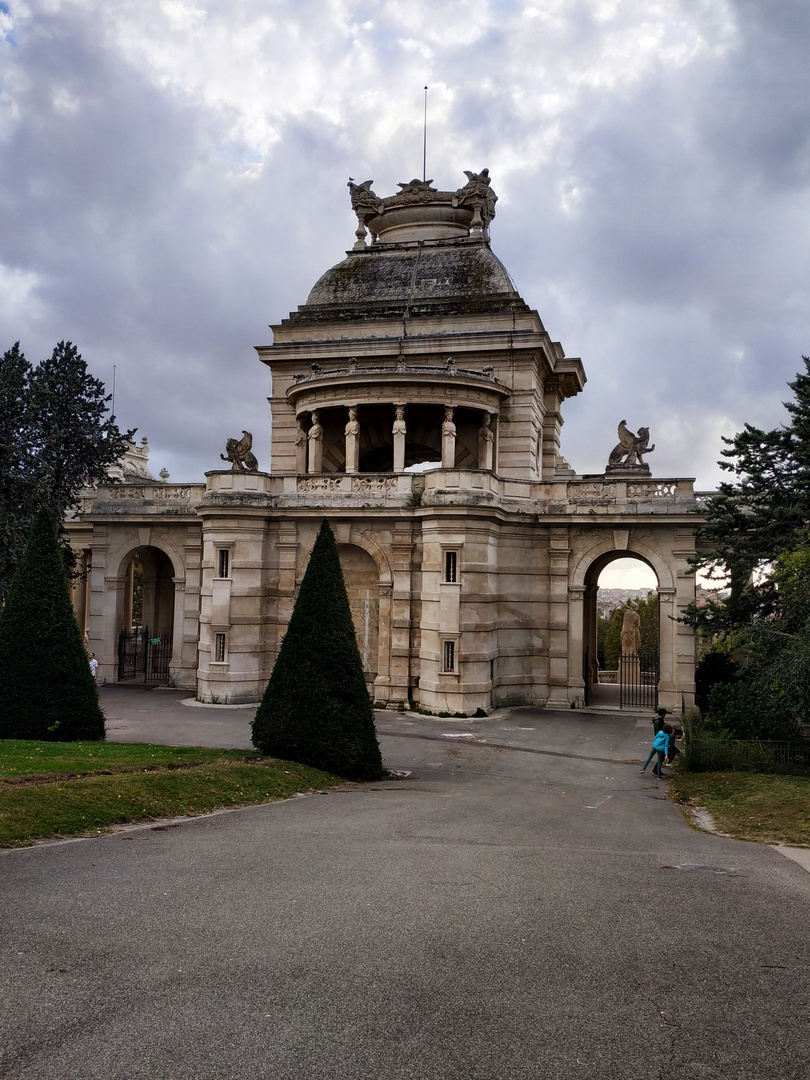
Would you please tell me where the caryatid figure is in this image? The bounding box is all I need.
[294,418,307,473]
[307,411,323,473]
[344,406,360,473]
[478,412,495,471]
[441,406,456,468]
[392,405,407,472]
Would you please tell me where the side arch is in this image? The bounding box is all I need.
[570,537,675,591]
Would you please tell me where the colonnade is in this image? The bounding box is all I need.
[293,403,497,474]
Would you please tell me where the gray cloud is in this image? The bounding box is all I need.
[1,0,808,488]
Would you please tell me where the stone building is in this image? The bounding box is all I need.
[68,169,698,713]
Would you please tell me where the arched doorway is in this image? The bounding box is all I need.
[118,546,176,684]
[337,543,380,695]
[584,555,659,709]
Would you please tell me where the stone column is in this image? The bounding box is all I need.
[344,406,360,473]
[478,412,495,471]
[441,406,456,468]
[307,411,323,474]
[393,405,407,472]
[123,556,135,629]
[294,418,307,473]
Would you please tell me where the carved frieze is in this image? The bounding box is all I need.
[353,476,399,494]
[570,481,618,503]
[297,477,345,493]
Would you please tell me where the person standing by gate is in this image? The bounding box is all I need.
[652,707,667,733]
[641,724,671,777]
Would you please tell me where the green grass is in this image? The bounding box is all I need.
[0,740,346,847]
[670,770,810,847]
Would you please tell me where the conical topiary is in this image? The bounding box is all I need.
[0,507,105,741]
[251,518,383,780]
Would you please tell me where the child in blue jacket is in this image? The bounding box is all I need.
[641,724,671,777]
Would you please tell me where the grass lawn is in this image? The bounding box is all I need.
[0,740,346,847]
[670,770,810,847]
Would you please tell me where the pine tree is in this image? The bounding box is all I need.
[0,508,105,741]
[685,356,810,631]
[0,340,134,601]
[251,519,384,781]
[0,343,34,599]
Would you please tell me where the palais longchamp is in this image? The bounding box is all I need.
[67,169,699,714]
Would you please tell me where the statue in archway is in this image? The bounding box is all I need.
[620,600,642,657]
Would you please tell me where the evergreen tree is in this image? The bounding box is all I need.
[684,359,810,736]
[685,356,810,631]
[0,340,134,601]
[0,508,105,741]
[0,343,34,599]
[251,519,384,781]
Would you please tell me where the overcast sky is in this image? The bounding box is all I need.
[2,0,809,497]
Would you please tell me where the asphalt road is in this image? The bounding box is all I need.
[2,690,809,1079]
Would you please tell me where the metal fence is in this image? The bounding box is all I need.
[619,647,659,709]
[684,737,810,775]
[117,627,172,685]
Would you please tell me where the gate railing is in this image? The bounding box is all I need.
[619,648,659,709]
[117,627,172,685]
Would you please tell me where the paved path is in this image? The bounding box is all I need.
[2,690,809,1079]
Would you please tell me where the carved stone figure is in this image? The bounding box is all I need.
[392,406,407,473]
[347,179,384,247]
[478,413,495,471]
[294,418,307,473]
[620,602,642,657]
[608,421,656,470]
[344,406,360,474]
[442,406,456,469]
[220,430,258,472]
[455,168,498,237]
[307,411,323,474]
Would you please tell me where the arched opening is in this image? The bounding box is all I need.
[337,543,380,695]
[118,546,176,684]
[584,555,659,710]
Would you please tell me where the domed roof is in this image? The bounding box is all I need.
[283,171,530,325]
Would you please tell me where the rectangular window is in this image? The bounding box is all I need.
[214,633,227,663]
[217,549,230,578]
[444,550,458,583]
[442,640,456,672]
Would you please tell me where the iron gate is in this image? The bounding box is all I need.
[619,646,659,709]
[117,627,172,685]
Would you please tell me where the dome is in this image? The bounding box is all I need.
[284,171,528,325]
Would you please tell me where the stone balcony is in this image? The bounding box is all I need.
[74,470,701,519]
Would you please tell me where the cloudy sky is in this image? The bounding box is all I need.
[1,0,809,494]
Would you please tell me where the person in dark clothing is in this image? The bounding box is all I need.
[652,707,667,734]
[666,726,682,766]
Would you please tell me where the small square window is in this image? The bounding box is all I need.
[442,640,456,672]
[214,633,227,663]
[217,549,230,578]
[444,550,458,583]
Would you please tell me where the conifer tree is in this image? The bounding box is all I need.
[0,340,134,601]
[0,508,105,741]
[685,356,810,631]
[252,519,384,781]
[0,343,34,599]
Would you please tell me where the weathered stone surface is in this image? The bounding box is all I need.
[66,167,699,714]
